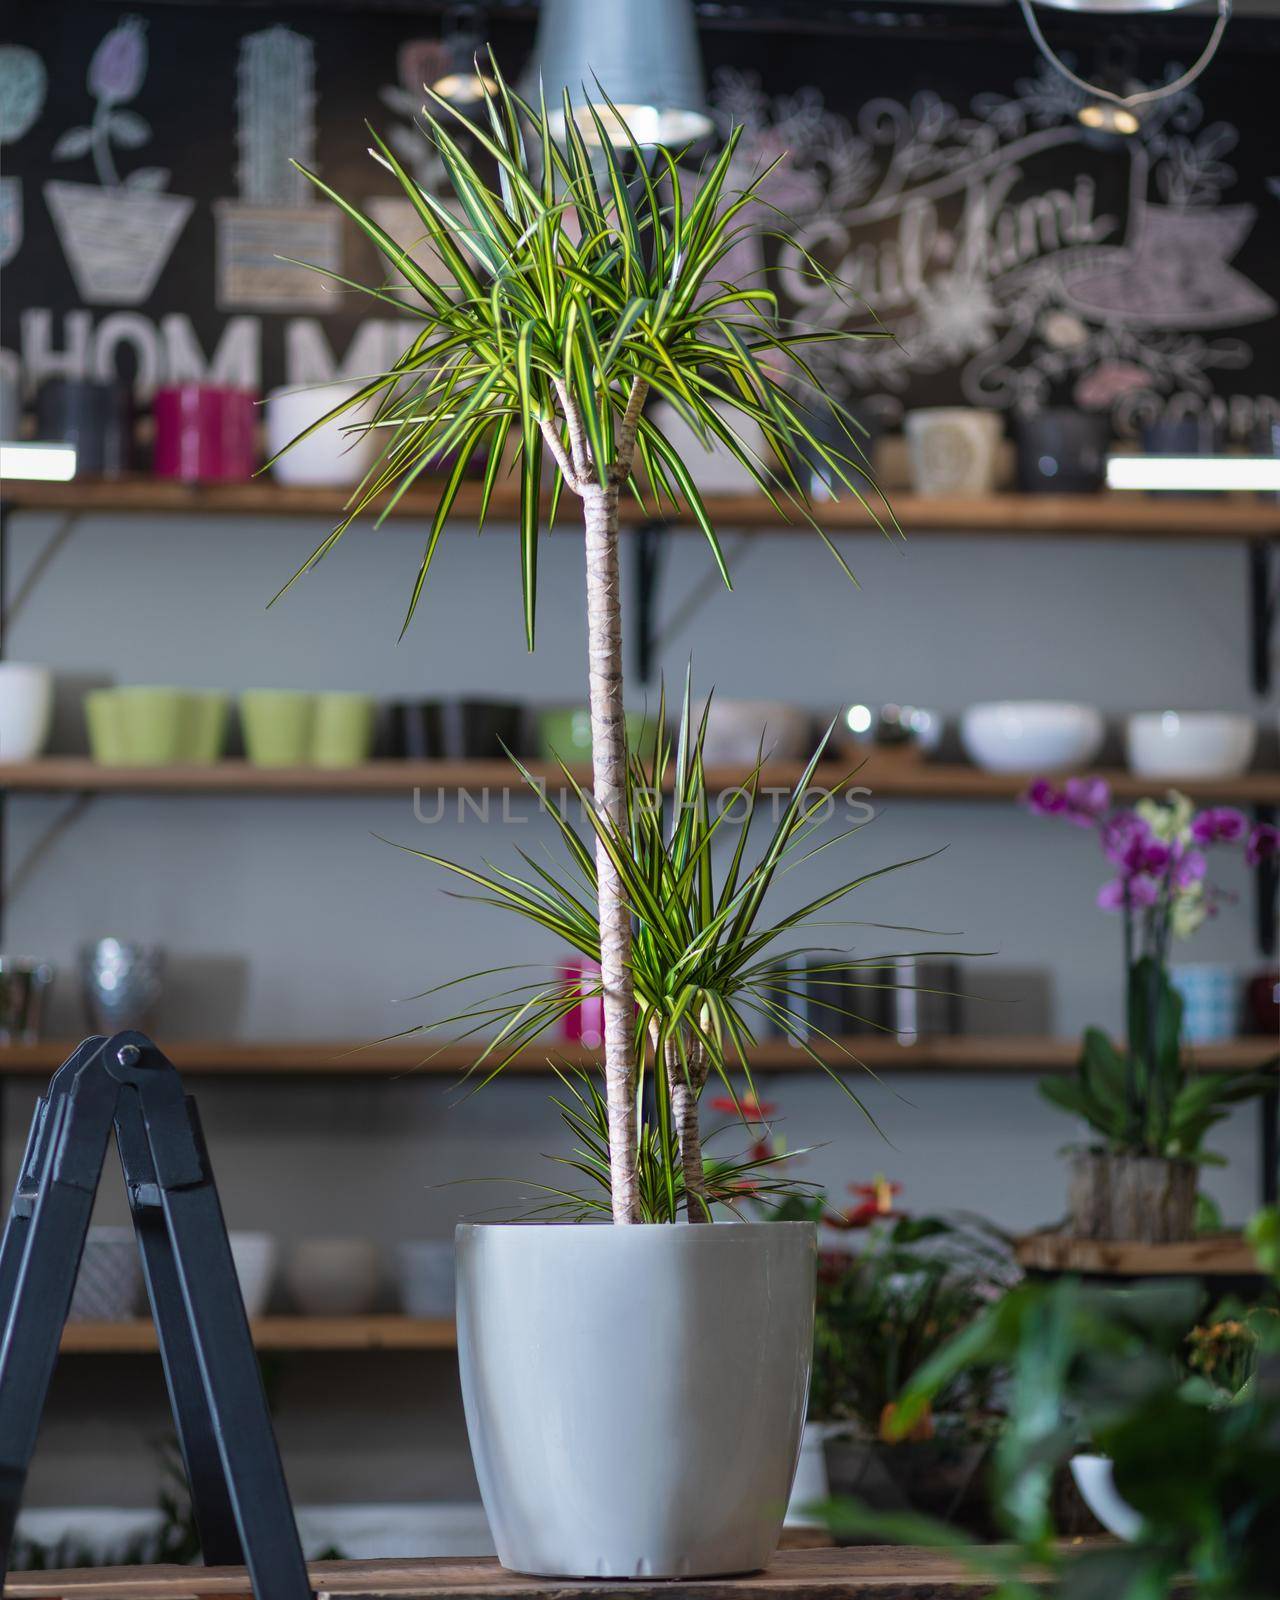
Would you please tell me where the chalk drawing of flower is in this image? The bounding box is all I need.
[916,271,1000,360]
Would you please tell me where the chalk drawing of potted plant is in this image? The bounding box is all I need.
[0,44,47,267]
[43,15,194,305]
[366,39,466,294]
[214,25,342,312]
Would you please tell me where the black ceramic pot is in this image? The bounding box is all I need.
[805,961,893,1039]
[35,378,134,477]
[1014,410,1109,494]
[387,699,526,759]
[1141,414,1222,455]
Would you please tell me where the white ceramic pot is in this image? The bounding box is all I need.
[961,701,1104,774]
[69,1226,143,1322]
[1125,711,1256,780]
[396,1239,456,1318]
[1070,1453,1143,1541]
[701,700,812,767]
[0,663,53,762]
[456,1221,816,1578]
[785,1419,841,1527]
[228,1231,278,1318]
[905,408,1002,497]
[265,383,379,487]
[285,1238,381,1316]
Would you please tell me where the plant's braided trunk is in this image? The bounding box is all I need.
[583,480,641,1224]
[666,1033,710,1222]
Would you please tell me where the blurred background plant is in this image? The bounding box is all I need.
[821,1211,1280,1598]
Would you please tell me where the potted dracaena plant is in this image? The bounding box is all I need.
[266,63,916,1578]
[1026,779,1279,1243]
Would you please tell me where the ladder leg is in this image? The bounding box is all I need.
[0,1059,117,1581]
[149,1099,312,1599]
[115,1095,245,1567]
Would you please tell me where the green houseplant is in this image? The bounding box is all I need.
[268,64,911,1577]
[1027,780,1278,1242]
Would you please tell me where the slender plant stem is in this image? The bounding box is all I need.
[666,1032,710,1222]
[581,476,640,1224]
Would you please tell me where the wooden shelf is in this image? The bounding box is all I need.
[9,476,1280,539]
[5,1035,1273,1078]
[5,756,1280,803]
[1015,1230,1260,1277]
[59,1314,456,1354]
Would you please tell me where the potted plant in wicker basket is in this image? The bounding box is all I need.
[266,63,920,1577]
[1027,779,1278,1243]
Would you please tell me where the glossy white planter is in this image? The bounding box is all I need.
[456,1221,816,1578]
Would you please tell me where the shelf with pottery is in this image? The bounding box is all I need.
[1014,1230,1262,1278]
[4,755,1280,802]
[59,1314,457,1355]
[4,1035,1273,1078]
[7,475,1280,539]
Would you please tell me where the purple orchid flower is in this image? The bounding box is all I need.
[1025,778,1066,817]
[1247,822,1280,867]
[1191,807,1248,845]
[1172,846,1207,888]
[1062,775,1111,826]
[1098,873,1160,911]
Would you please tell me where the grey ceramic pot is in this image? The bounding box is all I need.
[456,1221,816,1578]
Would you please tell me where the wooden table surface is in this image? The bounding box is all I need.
[3,1548,1032,1599]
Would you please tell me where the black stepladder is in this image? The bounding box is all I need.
[0,1032,313,1598]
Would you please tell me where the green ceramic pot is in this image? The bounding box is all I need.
[186,691,229,765]
[536,707,659,762]
[114,686,189,766]
[84,689,127,765]
[239,690,315,767]
[311,692,375,768]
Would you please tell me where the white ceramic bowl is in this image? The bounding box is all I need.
[285,1237,381,1316]
[0,663,53,762]
[265,383,378,487]
[1070,1453,1143,1542]
[1125,711,1256,780]
[960,701,1104,774]
[228,1230,278,1318]
[396,1239,456,1318]
[68,1226,143,1322]
[700,700,812,767]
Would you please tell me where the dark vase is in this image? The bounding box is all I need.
[387,699,526,760]
[1014,410,1109,494]
[35,378,134,477]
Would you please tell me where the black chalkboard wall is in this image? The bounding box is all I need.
[2,1,1277,438]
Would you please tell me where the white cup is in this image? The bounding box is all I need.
[265,383,378,487]
[0,663,53,762]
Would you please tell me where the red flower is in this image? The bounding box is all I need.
[830,1176,902,1229]
[710,1093,777,1122]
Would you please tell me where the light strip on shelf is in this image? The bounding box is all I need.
[0,442,77,482]
[1106,454,1280,492]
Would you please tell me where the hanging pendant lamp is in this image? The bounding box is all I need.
[523,0,713,147]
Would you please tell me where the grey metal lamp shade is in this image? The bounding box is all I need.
[525,0,712,147]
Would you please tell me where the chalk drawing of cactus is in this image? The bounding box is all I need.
[0,43,47,266]
[41,15,194,305]
[215,24,341,311]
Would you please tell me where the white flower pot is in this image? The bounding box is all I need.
[0,663,53,761]
[700,700,812,767]
[228,1230,277,1317]
[265,383,379,487]
[650,400,769,494]
[1070,1453,1143,1541]
[44,180,193,306]
[456,1221,815,1578]
[285,1238,381,1316]
[69,1226,143,1322]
